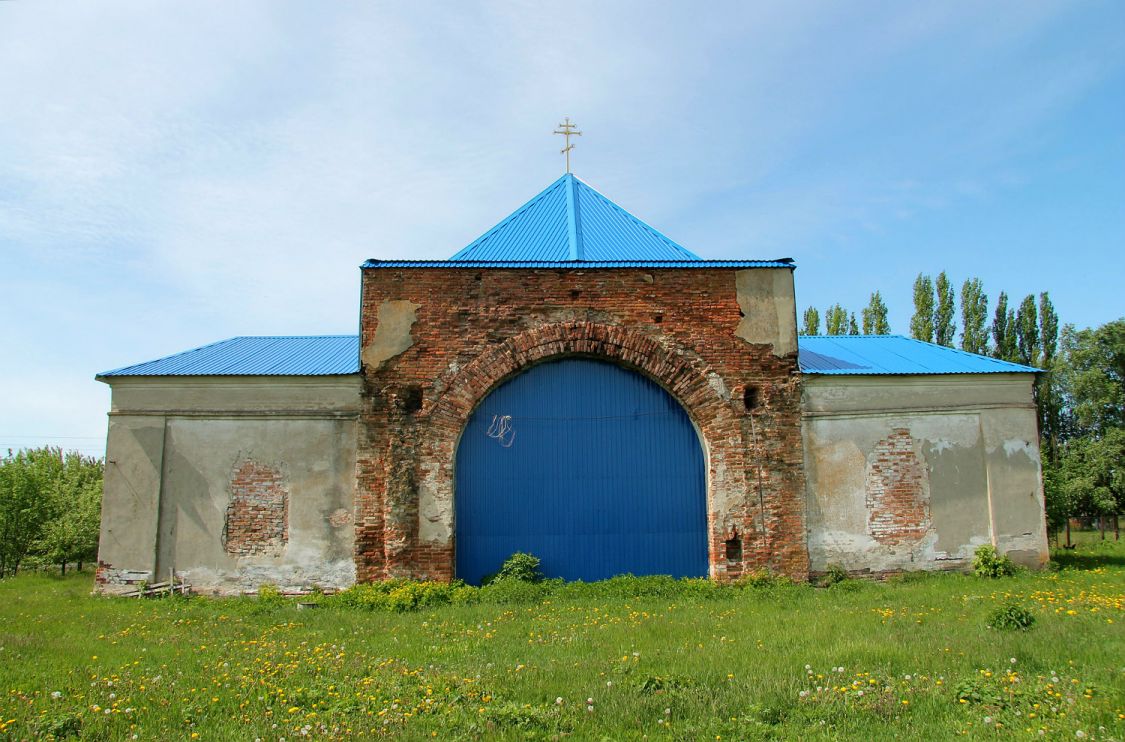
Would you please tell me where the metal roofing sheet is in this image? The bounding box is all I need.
[445,174,705,263]
[363,259,795,269]
[101,334,1034,379]
[798,335,1039,375]
[98,336,360,377]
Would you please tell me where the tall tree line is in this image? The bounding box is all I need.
[800,276,1122,539]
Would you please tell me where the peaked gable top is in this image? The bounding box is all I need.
[449,174,701,262]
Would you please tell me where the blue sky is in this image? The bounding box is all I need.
[1,1,1122,457]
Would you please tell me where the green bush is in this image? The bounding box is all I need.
[734,569,794,590]
[973,545,1016,578]
[493,552,544,583]
[257,583,284,604]
[818,563,849,587]
[987,602,1036,631]
[333,580,470,612]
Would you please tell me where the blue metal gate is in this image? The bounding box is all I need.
[454,358,707,585]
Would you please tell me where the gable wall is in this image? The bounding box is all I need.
[356,266,808,582]
[801,373,1048,575]
[96,376,361,594]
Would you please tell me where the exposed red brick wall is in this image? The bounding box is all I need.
[865,429,930,545]
[224,460,289,557]
[356,267,808,582]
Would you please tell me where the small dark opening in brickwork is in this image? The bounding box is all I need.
[569,289,582,299]
[743,385,760,411]
[653,314,663,324]
[224,460,288,557]
[401,384,424,413]
[725,534,742,563]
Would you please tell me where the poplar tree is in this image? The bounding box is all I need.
[825,304,849,335]
[801,306,820,336]
[992,292,1017,361]
[848,313,860,335]
[1037,292,1061,459]
[910,274,935,342]
[861,292,891,335]
[959,278,989,354]
[1039,292,1058,365]
[934,272,956,347]
[1015,294,1040,366]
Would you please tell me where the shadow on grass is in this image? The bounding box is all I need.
[1050,539,1125,570]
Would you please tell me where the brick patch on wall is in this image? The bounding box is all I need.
[865,428,930,545]
[224,459,289,557]
[355,268,808,583]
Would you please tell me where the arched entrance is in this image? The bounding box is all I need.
[454,357,708,585]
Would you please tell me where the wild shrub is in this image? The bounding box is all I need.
[987,602,1036,631]
[478,577,559,604]
[257,583,284,604]
[818,563,849,587]
[636,674,693,693]
[334,580,467,611]
[494,552,544,583]
[734,569,793,590]
[32,712,82,739]
[973,545,1016,578]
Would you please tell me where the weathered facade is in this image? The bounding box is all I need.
[354,266,806,585]
[96,374,360,593]
[802,372,1048,576]
[93,174,1048,594]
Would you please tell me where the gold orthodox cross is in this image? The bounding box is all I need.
[553,117,582,173]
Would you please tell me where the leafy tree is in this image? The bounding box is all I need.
[1015,294,1039,366]
[1057,428,1125,520]
[910,274,935,342]
[934,272,956,347]
[801,306,820,336]
[1055,319,1125,438]
[1039,293,1058,366]
[38,453,102,574]
[0,448,102,578]
[991,292,1017,362]
[825,304,849,336]
[848,313,859,335]
[1036,292,1062,458]
[960,278,989,355]
[861,291,890,335]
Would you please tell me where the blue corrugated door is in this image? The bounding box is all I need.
[455,358,707,585]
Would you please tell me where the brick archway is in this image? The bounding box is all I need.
[356,321,759,581]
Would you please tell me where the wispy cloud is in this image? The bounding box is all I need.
[1,0,1122,452]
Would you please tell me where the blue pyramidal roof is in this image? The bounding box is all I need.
[363,174,795,269]
[451,174,700,262]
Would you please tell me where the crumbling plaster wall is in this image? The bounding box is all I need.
[802,373,1048,575]
[96,376,361,595]
[357,267,807,583]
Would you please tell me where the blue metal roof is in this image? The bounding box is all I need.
[798,335,1039,375]
[451,173,699,262]
[364,259,795,269]
[98,336,360,377]
[361,174,795,269]
[99,334,1038,379]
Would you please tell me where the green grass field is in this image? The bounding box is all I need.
[1,540,1122,741]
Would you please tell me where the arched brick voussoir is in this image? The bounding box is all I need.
[422,320,750,514]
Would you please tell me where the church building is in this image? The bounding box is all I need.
[94,173,1048,594]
